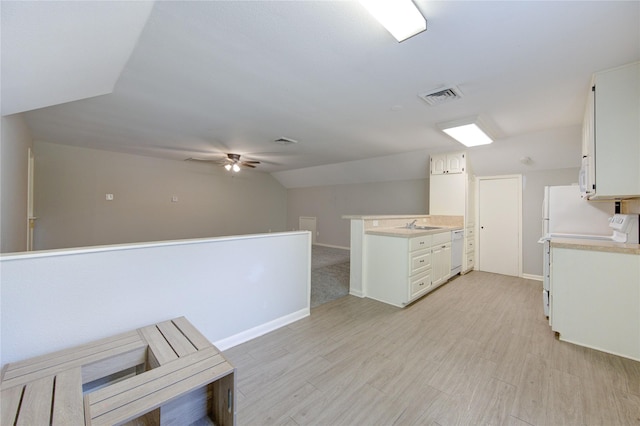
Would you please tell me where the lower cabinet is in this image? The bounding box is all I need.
[551,246,640,361]
[365,231,451,308]
[431,235,451,287]
[463,225,475,273]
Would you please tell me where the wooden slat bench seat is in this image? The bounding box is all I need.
[0,317,235,426]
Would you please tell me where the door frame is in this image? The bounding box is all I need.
[475,174,523,277]
[27,148,36,251]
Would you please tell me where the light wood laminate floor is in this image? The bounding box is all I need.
[224,271,640,425]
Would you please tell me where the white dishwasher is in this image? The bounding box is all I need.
[450,229,464,276]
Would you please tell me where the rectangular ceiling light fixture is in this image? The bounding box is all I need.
[438,117,494,147]
[359,0,426,42]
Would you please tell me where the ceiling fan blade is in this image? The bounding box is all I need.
[185,157,216,162]
[243,160,261,164]
[186,157,228,165]
[242,163,257,168]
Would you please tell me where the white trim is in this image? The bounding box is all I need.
[314,243,350,250]
[559,336,640,363]
[522,273,543,281]
[349,289,365,298]
[214,308,310,351]
[0,231,309,260]
[27,148,35,251]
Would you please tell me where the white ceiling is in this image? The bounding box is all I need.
[2,1,639,179]
[1,1,153,115]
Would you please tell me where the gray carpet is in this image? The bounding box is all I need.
[311,246,350,308]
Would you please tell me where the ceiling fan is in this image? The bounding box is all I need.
[186,153,260,172]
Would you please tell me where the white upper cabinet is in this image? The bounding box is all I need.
[429,150,475,274]
[583,61,640,199]
[430,152,466,175]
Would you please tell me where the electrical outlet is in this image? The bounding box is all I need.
[373,220,379,226]
[171,196,178,203]
[105,194,114,201]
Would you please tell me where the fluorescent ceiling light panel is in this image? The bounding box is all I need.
[359,0,426,42]
[439,118,494,147]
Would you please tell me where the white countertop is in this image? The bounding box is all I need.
[343,214,430,220]
[550,237,640,255]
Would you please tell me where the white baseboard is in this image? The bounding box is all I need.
[313,243,350,250]
[213,307,310,351]
[349,289,365,298]
[522,273,543,281]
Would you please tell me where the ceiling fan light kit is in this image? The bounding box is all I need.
[186,153,260,172]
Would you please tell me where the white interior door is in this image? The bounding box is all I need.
[478,175,522,277]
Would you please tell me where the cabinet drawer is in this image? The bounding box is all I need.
[410,250,431,275]
[466,255,475,268]
[466,238,474,252]
[432,231,451,246]
[410,235,432,251]
[410,271,433,297]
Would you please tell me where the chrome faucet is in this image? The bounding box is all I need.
[407,219,417,229]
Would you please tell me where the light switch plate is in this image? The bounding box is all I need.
[105,194,114,201]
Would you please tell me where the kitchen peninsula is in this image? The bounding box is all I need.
[344,215,464,307]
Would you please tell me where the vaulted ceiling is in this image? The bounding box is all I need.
[2,1,639,177]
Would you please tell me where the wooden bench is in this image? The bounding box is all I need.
[1,317,235,425]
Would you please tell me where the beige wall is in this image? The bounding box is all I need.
[1,114,33,253]
[33,142,287,250]
[287,179,428,248]
[622,199,640,214]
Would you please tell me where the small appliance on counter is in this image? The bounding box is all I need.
[608,213,639,243]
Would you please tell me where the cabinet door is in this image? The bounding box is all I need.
[446,152,465,174]
[551,247,640,359]
[442,243,451,279]
[582,86,595,158]
[431,243,451,286]
[431,245,444,285]
[592,62,640,198]
[430,154,446,175]
[429,174,465,215]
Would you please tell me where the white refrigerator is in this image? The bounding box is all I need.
[540,185,614,318]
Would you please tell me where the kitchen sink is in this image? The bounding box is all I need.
[398,225,443,230]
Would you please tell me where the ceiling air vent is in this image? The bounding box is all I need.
[418,86,463,106]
